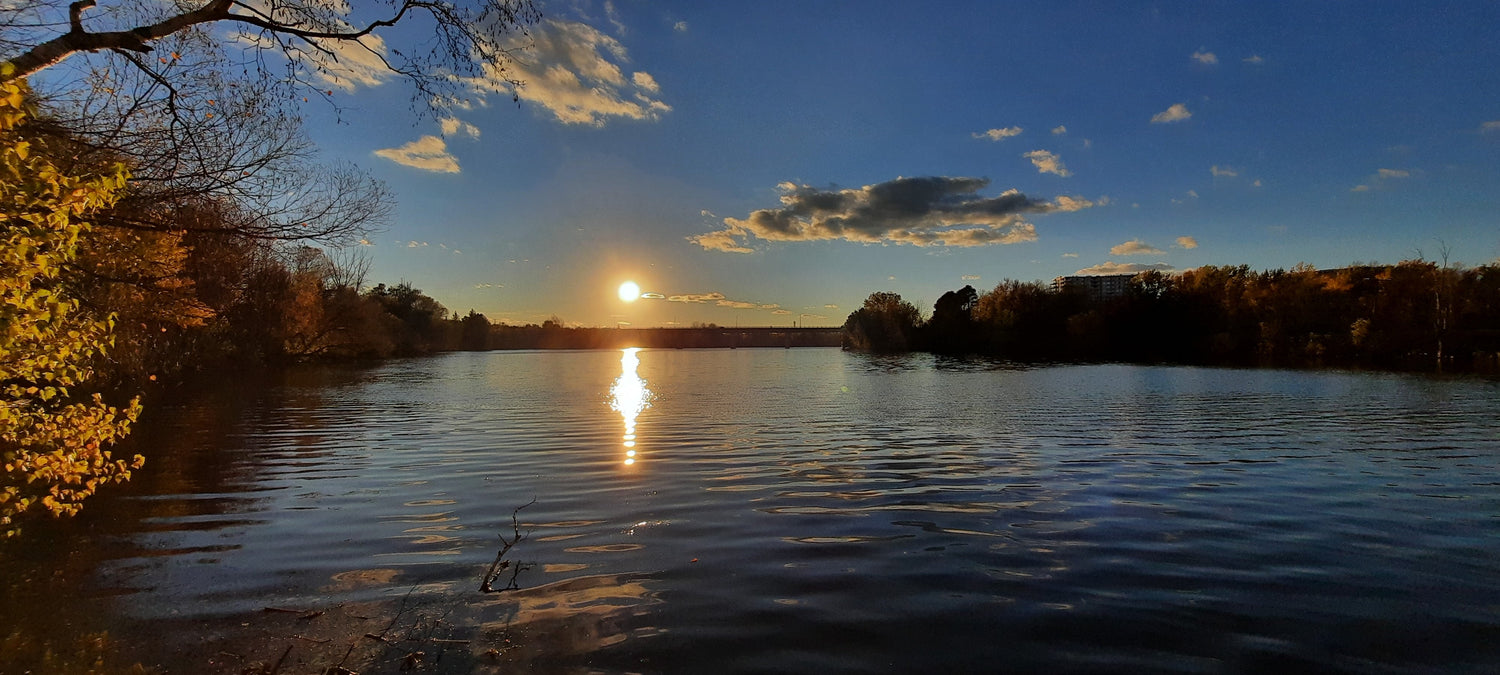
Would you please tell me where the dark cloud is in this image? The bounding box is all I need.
[691,176,1095,253]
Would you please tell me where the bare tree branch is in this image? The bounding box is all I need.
[2,0,541,109]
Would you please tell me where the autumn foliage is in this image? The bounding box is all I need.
[853,264,1500,372]
[1,74,142,536]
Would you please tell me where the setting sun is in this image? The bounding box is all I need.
[618,281,640,302]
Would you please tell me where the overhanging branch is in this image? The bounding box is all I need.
[3,1,424,82]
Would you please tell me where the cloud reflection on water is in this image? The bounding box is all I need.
[610,348,652,466]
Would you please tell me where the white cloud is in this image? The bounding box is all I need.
[1175,236,1199,249]
[687,230,754,254]
[1051,194,1095,211]
[1024,149,1071,177]
[1210,165,1238,177]
[473,283,503,289]
[238,30,393,92]
[1062,252,1079,258]
[439,117,480,139]
[1075,261,1174,275]
[465,19,670,126]
[632,71,660,94]
[604,0,626,35]
[1051,125,1067,135]
[824,304,839,309]
[1354,167,1413,191]
[407,241,429,248]
[674,21,689,32]
[691,176,1094,252]
[317,34,395,91]
[666,292,726,303]
[961,274,981,281]
[973,126,1023,141]
[1481,120,1500,133]
[1170,189,1200,205]
[374,136,460,173]
[1243,55,1265,64]
[1191,50,1218,65]
[771,309,793,315]
[1111,239,1165,256]
[718,299,780,310]
[1151,103,1192,124]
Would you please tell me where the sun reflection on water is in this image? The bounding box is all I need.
[610,348,652,466]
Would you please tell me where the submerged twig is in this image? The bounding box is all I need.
[267,644,293,675]
[480,498,536,593]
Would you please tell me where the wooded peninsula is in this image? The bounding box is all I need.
[841,264,1500,373]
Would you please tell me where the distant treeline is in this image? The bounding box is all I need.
[85,230,843,385]
[842,263,1500,372]
[473,323,842,350]
[82,233,485,385]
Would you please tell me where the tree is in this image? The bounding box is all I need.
[842,292,920,352]
[931,285,978,325]
[972,280,1064,358]
[925,284,979,353]
[460,310,491,351]
[366,282,449,354]
[1,75,142,536]
[2,2,541,102]
[3,1,544,249]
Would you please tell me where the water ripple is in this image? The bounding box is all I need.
[4,353,1500,673]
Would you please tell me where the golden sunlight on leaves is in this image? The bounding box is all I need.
[1,80,142,537]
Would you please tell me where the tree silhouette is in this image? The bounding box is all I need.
[2,1,541,101]
[460,310,491,351]
[925,285,979,353]
[843,263,1500,372]
[842,292,920,352]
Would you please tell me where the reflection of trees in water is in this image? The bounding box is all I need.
[0,369,348,672]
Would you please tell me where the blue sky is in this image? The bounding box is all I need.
[297,1,1499,327]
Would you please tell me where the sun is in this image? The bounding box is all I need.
[618,281,641,302]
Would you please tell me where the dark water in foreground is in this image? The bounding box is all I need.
[4,349,1500,673]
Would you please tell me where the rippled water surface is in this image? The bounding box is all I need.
[4,349,1500,673]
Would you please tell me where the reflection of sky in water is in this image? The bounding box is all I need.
[610,348,651,466]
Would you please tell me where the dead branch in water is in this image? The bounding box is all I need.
[480,498,536,593]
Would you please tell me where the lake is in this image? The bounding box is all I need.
[3,348,1500,673]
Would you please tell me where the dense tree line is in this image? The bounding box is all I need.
[2,2,543,534]
[2,78,495,534]
[845,263,1500,372]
